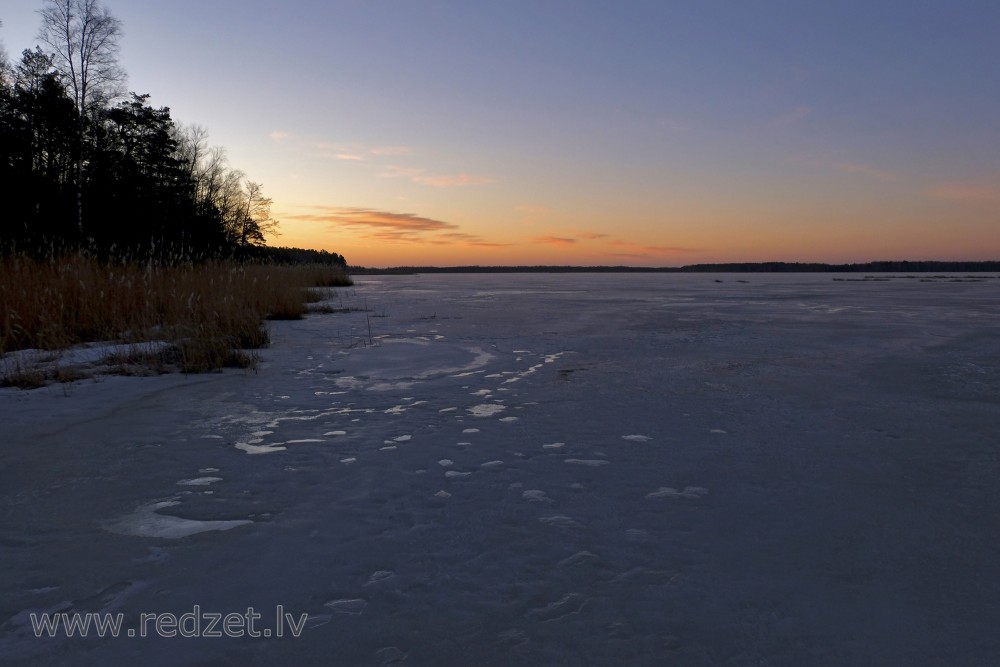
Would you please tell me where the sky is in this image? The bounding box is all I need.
[3,1,1000,267]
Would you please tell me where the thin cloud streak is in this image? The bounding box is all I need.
[287,207,457,232]
[532,236,578,246]
[773,105,812,126]
[286,206,503,246]
[833,162,898,182]
[610,240,704,254]
[927,182,1000,205]
[380,166,495,188]
[269,132,413,162]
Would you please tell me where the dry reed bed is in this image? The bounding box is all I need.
[0,254,351,384]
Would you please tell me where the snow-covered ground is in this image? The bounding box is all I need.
[2,272,999,666]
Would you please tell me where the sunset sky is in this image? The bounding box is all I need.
[3,1,1000,266]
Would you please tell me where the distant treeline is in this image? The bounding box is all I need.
[351,261,1000,274]
[0,3,345,268]
[245,246,347,267]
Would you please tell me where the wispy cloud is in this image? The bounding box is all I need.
[532,236,578,246]
[314,143,414,162]
[790,155,901,183]
[927,182,1000,206]
[380,166,495,188]
[833,162,898,182]
[286,206,503,246]
[270,133,413,162]
[610,240,705,254]
[578,232,610,240]
[515,205,551,215]
[656,116,692,133]
[773,105,812,126]
[369,146,412,156]
[287,207,454,231]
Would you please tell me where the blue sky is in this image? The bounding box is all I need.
[3,1,1000,265]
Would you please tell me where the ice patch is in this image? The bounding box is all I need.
[106,500,252,539]
[646,486,708,499]
[438,459,454,467]
[376,647,409,665]
[439,407,458,412]
[622,434,652,442]
[471,389,492,396]
[324,430,348,436]
[710,429,728,434]
[542,442,565,449]
[380,446,397,451]
[522,490,553,503]
[176,477,222,486]
[393,435,412,442]
[462,428,480,433]
[445,471,471,478]
[529,593,588,622]
[540,515,585,529]
[198,468,219,473]
[235,442,286,455]
[468,404,506,417]
[499,416,519,423]
[480,460,504,468]
[367,570,395,585]
[286,439,325,444]
[558,551,602,568]
[564,459,609,467]
[433,490,451,499]
[340,458,357,464]
[324,598,368,615]
[384,405,408,415]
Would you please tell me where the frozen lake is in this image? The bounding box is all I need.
[2,272,999,665]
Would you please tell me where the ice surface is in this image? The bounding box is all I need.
[176,477,222,486]
[646,486,709,499]
[467,403,505,417]
[324,598,368,615]
[4,273,1000,666]
[564,459,610,467]
[522,489,554,503]
[235,442,286,455]
[105,500,252,539]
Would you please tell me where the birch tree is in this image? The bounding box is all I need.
[37,0,124,236]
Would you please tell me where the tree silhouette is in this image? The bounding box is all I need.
[0,5,316,264]
[37,0,124,236]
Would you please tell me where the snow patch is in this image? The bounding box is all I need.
[176,477,222,486]
[105,500,251,539]
[646,486,708,499]
[467,403,506,417]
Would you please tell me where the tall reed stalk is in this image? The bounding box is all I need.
[0,252,351,381]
